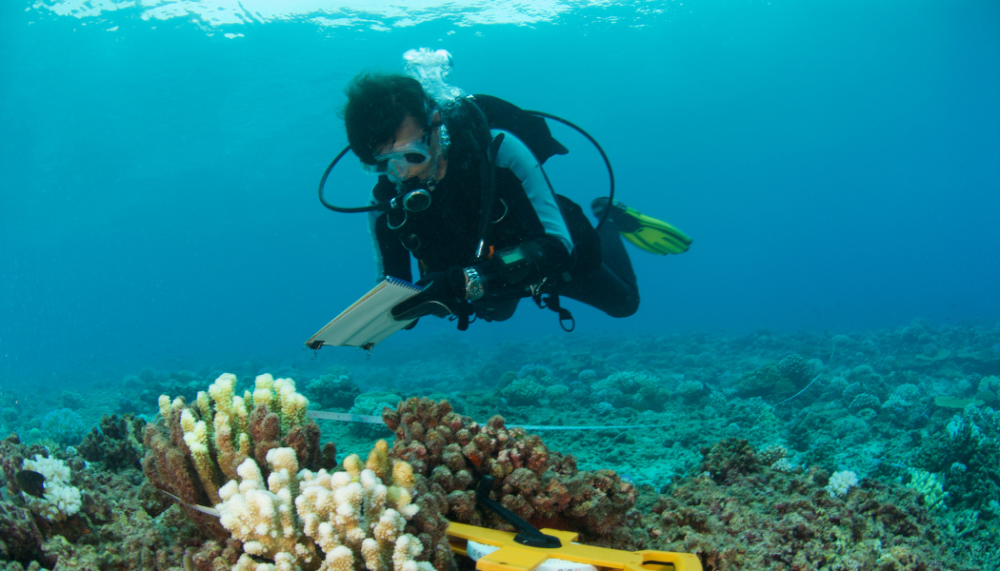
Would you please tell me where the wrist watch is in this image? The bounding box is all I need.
[464,267,485,301]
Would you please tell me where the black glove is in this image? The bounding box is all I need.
[391,268,467,322]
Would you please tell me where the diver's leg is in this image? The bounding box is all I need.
[557,219,639,317]
[596,217,637,288]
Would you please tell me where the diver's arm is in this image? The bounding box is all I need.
[493,130,574,253]
[468,132,576,294]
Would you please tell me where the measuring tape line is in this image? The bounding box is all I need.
[307,410,385,424]
[306,411,664,431]
[507,424,666,431]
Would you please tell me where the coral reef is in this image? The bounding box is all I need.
[349,392,402,437]
[59,391,86,411]
[589,371,668,411]
[826,470,859,497]
[776,353,814,386]
[78,413,146,472]
[643,439,976,571]
[383,397,637,547]
[975,375,1000,407]
[903,468,948,511]
[914,405,1000,511]
[21,454,82,522]
[40,408,87,446]
[6,320,1000,570]
[304,370,361,410]
[0,433,202,570]
[142,373,337,538]
[499,377,544,406]
[216,442,450,571]
[737,364,795,398]
[0,502,45,566]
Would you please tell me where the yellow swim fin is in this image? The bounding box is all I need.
[592,198,692,255]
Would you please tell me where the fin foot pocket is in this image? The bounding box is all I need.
[591,197,692,255]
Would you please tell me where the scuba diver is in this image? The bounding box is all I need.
[322,49,691,332]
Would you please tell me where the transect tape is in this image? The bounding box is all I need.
[307,410,385,424]
[306,411,664,431]
[507,424,666,431]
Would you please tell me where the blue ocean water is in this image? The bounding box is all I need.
[2,3,1000,569]
[2,0,998,381]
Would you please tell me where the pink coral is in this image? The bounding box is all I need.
[384,397,637,547]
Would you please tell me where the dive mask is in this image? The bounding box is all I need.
[361,139,433,183]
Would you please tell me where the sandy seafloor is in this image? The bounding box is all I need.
[2,320,1000,571]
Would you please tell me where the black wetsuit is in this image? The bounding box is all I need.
[368,100,639,322]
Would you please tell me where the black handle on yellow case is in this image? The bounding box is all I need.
[476,476,561,549]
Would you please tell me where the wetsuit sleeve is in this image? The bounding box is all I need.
[494,130,574,254]
[368,179,412,283]
[480,130,576,288]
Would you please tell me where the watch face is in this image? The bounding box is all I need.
[468,280,485,300]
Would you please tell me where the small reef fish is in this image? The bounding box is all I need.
[15,470,46,498]
[157,489,220,517]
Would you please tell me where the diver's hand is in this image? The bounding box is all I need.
[391,269,466,321]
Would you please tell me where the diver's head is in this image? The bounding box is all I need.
[367,112,449,185]
[342,72,435,166]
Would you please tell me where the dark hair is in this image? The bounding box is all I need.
[341,73,431,164]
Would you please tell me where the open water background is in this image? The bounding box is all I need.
[1,0,998,385]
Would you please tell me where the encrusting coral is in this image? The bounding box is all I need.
[78,413,146,472]
[642,438,975,571]
[142,373,337,538]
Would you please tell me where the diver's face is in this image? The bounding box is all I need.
[375,114,434,182]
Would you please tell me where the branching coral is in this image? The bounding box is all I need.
[383,397,637,547]
[21,455,82,522]
[218,443,443,571]
[904,468,948,510]
[142,373,336,538]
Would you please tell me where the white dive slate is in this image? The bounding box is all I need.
[305,276,422,350]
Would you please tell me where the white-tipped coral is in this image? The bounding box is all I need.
[253,374,276,409]
[826,470,859,498]
[275,377,308,433]
[392,534,435,571]
[149,372,331,518]
[22,454,82,522]
[217,442,429,571]
[181,410,220,504]
[217,451,312,564]
[320,544,355,571]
